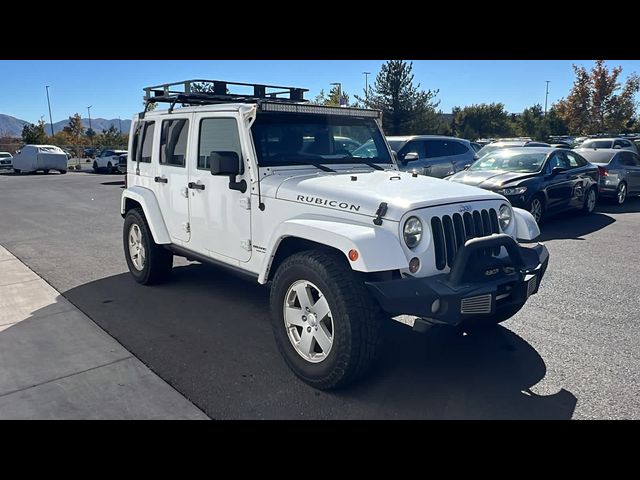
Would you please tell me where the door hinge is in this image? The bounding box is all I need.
[240,238,252,251]
[182,222,191,233]
[240,197,251,210]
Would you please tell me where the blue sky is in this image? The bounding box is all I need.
[1,60,639,123]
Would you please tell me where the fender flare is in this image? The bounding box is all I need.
[258,216,408,284]
[513,207,540,241]
[121,186,171,244]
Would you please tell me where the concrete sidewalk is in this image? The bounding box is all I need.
[0,245,207,419]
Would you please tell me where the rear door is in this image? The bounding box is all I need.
[564,151,594,208]
[154,115,192,243]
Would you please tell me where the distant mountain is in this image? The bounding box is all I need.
[0,114,29,137]
[0,114,132,137]
[46,117,132,135]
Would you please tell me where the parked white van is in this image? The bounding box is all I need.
[12,145,67,174]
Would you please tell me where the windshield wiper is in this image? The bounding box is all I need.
[276,158,336,172]
[338,156,387,170]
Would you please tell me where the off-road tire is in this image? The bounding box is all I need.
[123,207,173,285]
[269,250,382,390]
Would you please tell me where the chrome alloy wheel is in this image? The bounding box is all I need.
[530,198,542,223]
[586,188,597,212]
[128,223,146,271]
[618,183,627,205]
[283,280,334,363]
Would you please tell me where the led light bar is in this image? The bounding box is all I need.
[259,102,381,118]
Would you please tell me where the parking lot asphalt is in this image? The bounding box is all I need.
[0,170,638,419]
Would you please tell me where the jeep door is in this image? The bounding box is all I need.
[154,115,192,243]
[187,113,251,262]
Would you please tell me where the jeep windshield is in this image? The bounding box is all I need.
[251,112,393,168]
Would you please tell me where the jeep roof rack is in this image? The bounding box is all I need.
[143,79,309,109]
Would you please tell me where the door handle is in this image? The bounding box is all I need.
[188,182,205,191]
[154,176,168,184]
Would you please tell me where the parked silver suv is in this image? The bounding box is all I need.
[387,135,478,178]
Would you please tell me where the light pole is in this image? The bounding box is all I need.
[544,80,550,115]
[87,105,93,146]
[330,82,342,106]
[363,72,371,101]
[45,86,54,137]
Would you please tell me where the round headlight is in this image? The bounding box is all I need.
[403,216,423,248]
[498,204,513,230]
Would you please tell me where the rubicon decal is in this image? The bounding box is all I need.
[296,195,361,212]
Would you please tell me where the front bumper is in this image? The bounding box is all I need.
[365,234,549,327]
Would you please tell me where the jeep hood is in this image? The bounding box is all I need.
[265,170,504,221]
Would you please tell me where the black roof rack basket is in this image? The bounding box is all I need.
[143,79,309,108]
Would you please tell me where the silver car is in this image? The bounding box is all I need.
[578,138,639,153]
[577,148,640,204]
[0,151,13,170]
[476,140,551,158]
[386,135,477,178]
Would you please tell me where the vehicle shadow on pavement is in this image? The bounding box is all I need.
[538,212,614,242]
[595,196,640,214]
[63,263,576,419]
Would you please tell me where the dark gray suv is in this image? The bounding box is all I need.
[387,135,478,178]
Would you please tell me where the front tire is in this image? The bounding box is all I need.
[13,169,21,173]
[107,161,114,174]
[93,161,99,173]
[527,194,545,224]
[123,208,173,285]
[269,250,382,390]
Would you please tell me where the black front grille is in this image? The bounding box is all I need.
[431,208,500,270]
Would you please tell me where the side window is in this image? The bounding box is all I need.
[631,153,640,167]
[619,152,637,166]
[621,140,632,148]
[450,141,470,155]
[565,151,585,168]
[139,121,155,163]
[399,141,426,162]
[198,118,242,170]
[547,152,567,171]
[160,119,189,167]
[424,140,457,158]
[613,140,624,148]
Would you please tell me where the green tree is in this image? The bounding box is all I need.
[21,120,48,144]
[450,103,515,139]
[63,113,85,140]
[314,85,349,107]
[555,60,640,134]
[355,60,441,135]
[96,124,126,148]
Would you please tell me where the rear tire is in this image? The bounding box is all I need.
[582,186,597,213]
[13,169,20,174]
[59,170,67,174]
[93,161,98,173]
[269,250,382,390]
[615,182,627,205]
[43,169,50,174]
[107,162,114,174]
[123,208,173,285]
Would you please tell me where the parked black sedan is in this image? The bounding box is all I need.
[448,147,599,223]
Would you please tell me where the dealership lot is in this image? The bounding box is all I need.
[0,171,638,419]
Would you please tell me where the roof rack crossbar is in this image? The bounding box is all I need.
[143,79,309,106]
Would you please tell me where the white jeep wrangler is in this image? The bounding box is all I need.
[121,80,549,389]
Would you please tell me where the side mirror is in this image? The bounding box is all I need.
[209,151,246,193]
[464,164,471,170]
[613,145,622,149]
[403,152,419,162]
[210,151,241,175]
[551,166,567,175]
